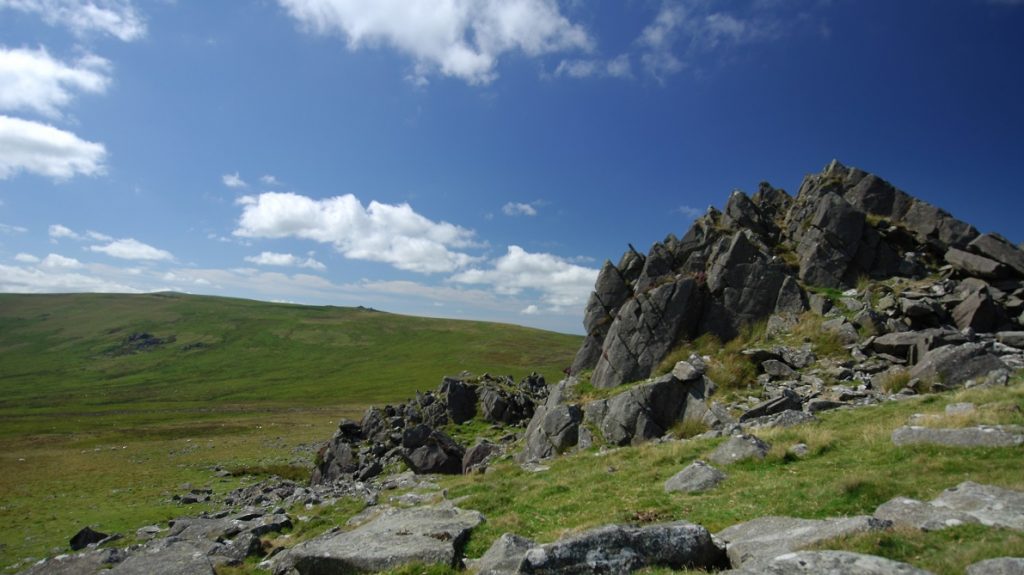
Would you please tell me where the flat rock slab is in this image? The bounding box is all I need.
[107,540,216,575]
[716,515,892,567]
[664,460,726,493]
[272,504,484,574]
[708,434,770,466]
[18,548,126,575]
[931,482,1024,530]
[891,426,1024,448]
[873,496,980,531]
[966,557,1024,575]
[518,521,728,574]
[727,550,934,574]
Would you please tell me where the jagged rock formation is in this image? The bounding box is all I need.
[574,160,1023,389]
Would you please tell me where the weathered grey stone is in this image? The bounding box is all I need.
[796,193,865,287]
[671,360,702,382]
[69,526,107,551]
[873,496,980,531]
[966,557,1024,575]
[18,548,126,575]
[463,440,499,474]
[946,248,1007,279]
[909,343,1008,386]
[471,533,536,575]
[969,233,1024,277]
[441,378,478,424]
[743,409,817,430]
[708,434,770,465]
[806,399,846,413]
[716,515,892,568]
[729,550,934,574]
[822,317,860,345]
[892,425,1024,448]
[108,540,216,575]
[809,293,833,315]
[272,505,484,575]
[997,332,1024,349]
[597,374,698,446]
[403,429,465,475]
[931,481,1024,530]
[739,389,801,422]
[872,328,967,364]
[591,277,704,389]
[953,290,1008,333]
[520,404,583,462]
[664,460,727,493]
[762,359,796,379]
[518,521,728,574]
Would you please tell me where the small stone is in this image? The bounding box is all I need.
[664,460,727,493]
[708,434,770,466]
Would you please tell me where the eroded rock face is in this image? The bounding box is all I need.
[728,550,934,575]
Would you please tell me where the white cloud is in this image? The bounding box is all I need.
[276,0,592,85]
[521,304,540,315]
[14,252,39,263]
[0,115,106,180]
[0,223,28,234]
[244,251,326,271]
[0,47,110,118]
[0,0,146,41]
[555,53,632,79]
[48,223,80,240]
[234,191,479,273]
[40,253,82,268]
[502,201,538,217]
[86,229,112,241]
[449,245,598,311]
[0,263,139,293]
[260,174,280,186]
[677,204,704,220]
[222,172,247,188]
[89,238,173,261]
[639,2,686,80]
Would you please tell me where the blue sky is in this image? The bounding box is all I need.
[1,0,1022,334]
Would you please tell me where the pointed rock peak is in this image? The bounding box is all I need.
[824,158,848,175]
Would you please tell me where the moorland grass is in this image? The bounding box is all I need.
[0,293,581,570]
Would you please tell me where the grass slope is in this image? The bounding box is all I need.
[0,293,582,570]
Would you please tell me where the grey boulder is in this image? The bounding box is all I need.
[708,434,770,466]
[518,521,728,574]
[931,481,1024,530]
[966,557,1024,575]
[873,496,980,531]
[470,533,536,575]
[664,460,726,493]
[908,343,1007,387]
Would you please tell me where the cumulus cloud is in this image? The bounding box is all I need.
[89,238,173,261]
[0,115,106,180]
[0,263,139,293]
[14,252,39,263]
[222,172,247,188]
[48,223,80,240]
[639,2,686,80]
[234,191,479,273]
[260,174,280,186]
[0,46,111,118]
[244,251,326,271]
[40,253,82,268]
[502,202,538,217]
[0,0,146,41]
[276,0,592,85]
[449,245,598,311]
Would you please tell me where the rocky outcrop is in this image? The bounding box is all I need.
[313,373,548,484]
[728,550,934,574]
[716,515,892,568]
[572,160,1022,390]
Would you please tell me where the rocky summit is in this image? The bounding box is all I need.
[573,159,1022,389]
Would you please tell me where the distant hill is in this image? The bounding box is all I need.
[0,292,581,416]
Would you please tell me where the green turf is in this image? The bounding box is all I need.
[0,292,582,570]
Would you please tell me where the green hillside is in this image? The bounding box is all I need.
[0,292,579,414]
[0,292,581,569]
